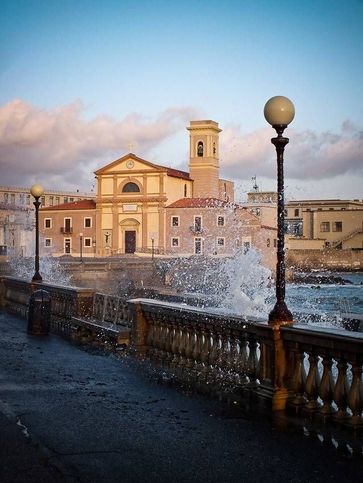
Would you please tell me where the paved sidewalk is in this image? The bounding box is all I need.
[0,310,362,482]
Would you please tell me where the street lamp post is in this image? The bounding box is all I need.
[92,239,96,258]
[79,232,83,262]
[30,184,44,282]
[264,96,295,324]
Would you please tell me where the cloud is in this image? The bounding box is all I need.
[220,121,363,181]
[0,99,198,190]
[1,98,362,193]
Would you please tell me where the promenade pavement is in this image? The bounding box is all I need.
[0,310,362,483]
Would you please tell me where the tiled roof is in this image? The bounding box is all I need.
[167,198,234,209]
[40,200,96,211]
[165,167,191,180]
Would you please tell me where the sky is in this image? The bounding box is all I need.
[0,0,362,201]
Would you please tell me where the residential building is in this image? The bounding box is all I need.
[39,200,96,257]
[285,199,363,250]
[0,185,94,257]
[166,198,276,270]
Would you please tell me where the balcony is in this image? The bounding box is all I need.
[60,227,73,234]
[189,225,204,234]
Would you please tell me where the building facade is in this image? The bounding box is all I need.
[39,200,96,258]
[165,198,276,270]
[94,154,193,256]
[285,199,363,250]
[0,186,93,257]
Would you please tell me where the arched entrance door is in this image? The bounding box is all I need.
[119,218,140,254]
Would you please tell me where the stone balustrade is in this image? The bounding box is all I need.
[0,276,94,336]
[0,276,130,342]
[129,298,363,434]
[128,299,290,410]
[282,325,363,427]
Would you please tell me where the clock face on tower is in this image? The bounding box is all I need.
[126,160,134,169]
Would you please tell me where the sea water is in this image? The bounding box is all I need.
[286,271,363,327]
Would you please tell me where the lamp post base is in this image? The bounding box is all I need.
[32,273,43,283]
[268,301,293,325]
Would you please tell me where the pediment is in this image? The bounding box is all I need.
[94,153,163,175]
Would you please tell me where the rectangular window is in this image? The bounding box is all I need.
[4,193,9,203]
[56,197,60,205]
[217,216,225,227]
[62,217,72,234]
[44,238,52,248]
[171,237,179,247]
[84,237,92,247]
[49,196,54,206]
[69,197,74,202]
[11,193,15,204]
[320,222,330,232]
[273,239,277,247]
[194,237,202,255]
[333,221,342,232]
[41,196,45,206]
[242,236,252,253]
[19,194,25,205]
[294,209,299,217]
[171,216,180,227]
[44,218,52,229]
[27,195,31,205]
[243,241,251,252]
[217,237,225,246]
[194,216,202,232]
[84,217,92,228]
[64,197,69,203]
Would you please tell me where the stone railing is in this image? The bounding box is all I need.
[0,276,94,336]
[128,298,363,438]
[282,324,363,426]
[92,292,129,326]
[128,299,288,410]
[0,276,130,342]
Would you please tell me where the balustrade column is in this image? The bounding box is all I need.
[319,354,335,416]
[184,323,194,370]
[347,361,363,427]
[200,328,212,382]
[171,323,182,368]
[236,333,249,385]
[290,345,307,408]
[164,320,175,365]
[247,335,258,386]
[227,331,240,386]
[304,352,321,412]
[333,359,349,421]
[192,324,203,374]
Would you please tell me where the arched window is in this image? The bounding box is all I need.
[184,184,187,197]
[197,141,204,157]
[122,182,140,193]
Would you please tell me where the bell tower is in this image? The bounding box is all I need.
[187,120,221,198]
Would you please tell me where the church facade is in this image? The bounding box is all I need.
[94,120,235,256]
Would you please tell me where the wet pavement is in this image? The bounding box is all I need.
[0,310,362,482]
